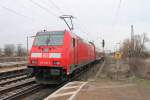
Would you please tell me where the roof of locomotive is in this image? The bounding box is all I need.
[36,29,95,46]
[36,30,65,35]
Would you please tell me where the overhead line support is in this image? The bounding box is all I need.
[59,15,74,31]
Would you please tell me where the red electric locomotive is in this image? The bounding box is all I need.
[28,30,102,84]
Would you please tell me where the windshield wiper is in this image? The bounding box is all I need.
[46,34,50,46]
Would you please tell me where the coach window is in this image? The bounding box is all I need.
[72,38,75,47]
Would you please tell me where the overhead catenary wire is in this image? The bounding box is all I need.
[2,0,89,40]
[0,4,45,26]
[111,0,123,51]
[47,0,64,14]
[115,0,122,18]
[30,0,59,17]
[112,0,123,31]
[17,0,56,26]
[47,1,86,29]
[75,21,89,39]
[61,6,90,39]
[38,0,63,15]
[112,0,122,25]
[46,0,89,36]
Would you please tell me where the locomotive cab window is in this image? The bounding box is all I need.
[34,31,64,46]
[72,38,75,47]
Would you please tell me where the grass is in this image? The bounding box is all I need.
[131,76,150,88]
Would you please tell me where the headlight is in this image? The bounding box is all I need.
[31,53,42,57]
[53,61,60,65]
[50,53,61,58]
[31,60,38,64]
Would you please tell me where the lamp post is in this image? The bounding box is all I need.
[26,36,35,59]
[27,36,29,56]
[16,43,23,57]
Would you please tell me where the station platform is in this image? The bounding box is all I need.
[0,61,27,68]
[44,80,150,100]
[0,66,27,73]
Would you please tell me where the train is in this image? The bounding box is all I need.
[27,30,103,84]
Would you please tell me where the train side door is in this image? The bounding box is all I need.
[72,38,78,65]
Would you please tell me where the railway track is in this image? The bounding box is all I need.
[0,75,30,86]
[0,68,30,81]
[0,83,42,100]
[0,77,42,100]
[23,60,104,100]
[0,60,104,100]
[0,67,45,100]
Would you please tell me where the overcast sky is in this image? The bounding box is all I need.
[0,0,150,51]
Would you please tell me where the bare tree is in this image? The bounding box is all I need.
[121,33,150,78]
[4,44,15,56]
[133,33,149,57]
[121,33,149,58]
[21,48,27,56]
[17,45,22,56]
[16,45,27,56]
[0,48,2,56]
[121,39,131,58]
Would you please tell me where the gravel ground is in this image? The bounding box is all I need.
[75,79,150,100]
[74,55,150,100]
[22,87,55,100]
[100,55,131,81]
[75,60,104,81]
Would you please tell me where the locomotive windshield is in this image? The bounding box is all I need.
[34,31,64,46]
